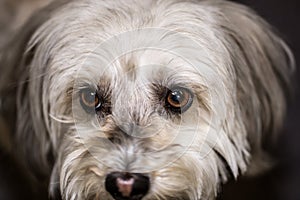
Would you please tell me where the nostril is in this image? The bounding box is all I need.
[105,172,150,200]
[127,173,150,199]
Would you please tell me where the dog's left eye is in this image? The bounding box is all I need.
[165,87,193,113]
[79,88,102,113]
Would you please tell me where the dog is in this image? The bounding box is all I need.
[0,0,295,199]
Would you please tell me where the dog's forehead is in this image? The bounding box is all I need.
[33,0,229,91]
[62,29,218,89]
[74,48,207,90]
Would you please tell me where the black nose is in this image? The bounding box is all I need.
[105,172,150,200]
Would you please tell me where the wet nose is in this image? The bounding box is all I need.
[105,172,150,200]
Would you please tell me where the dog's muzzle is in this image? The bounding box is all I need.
[105,172,150,200]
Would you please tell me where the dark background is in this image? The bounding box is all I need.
[0,0,299,200]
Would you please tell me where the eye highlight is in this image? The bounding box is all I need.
[79,88,102,113]
[165,87,193,113]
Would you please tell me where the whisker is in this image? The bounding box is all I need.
[49,113,74,123]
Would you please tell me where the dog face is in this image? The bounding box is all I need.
[0,0,294,200]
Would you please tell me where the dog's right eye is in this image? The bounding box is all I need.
[165,87,193,113]
[79,88,102,113]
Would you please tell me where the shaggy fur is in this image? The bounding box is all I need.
[0,0,294,200]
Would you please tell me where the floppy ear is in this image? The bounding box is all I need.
[0,2,67,181]
[215,1,295,174]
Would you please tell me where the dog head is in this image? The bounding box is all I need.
[0,0,294,199]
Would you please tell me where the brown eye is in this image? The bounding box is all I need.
[80,88,102,113]
[166,87,193,113]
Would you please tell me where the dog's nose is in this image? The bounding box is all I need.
[105,172,150,200]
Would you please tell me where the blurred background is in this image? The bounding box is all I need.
[0,0,299,199]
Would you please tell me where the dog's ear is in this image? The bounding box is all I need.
[215,1,295,174]
[0,1,68,181]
